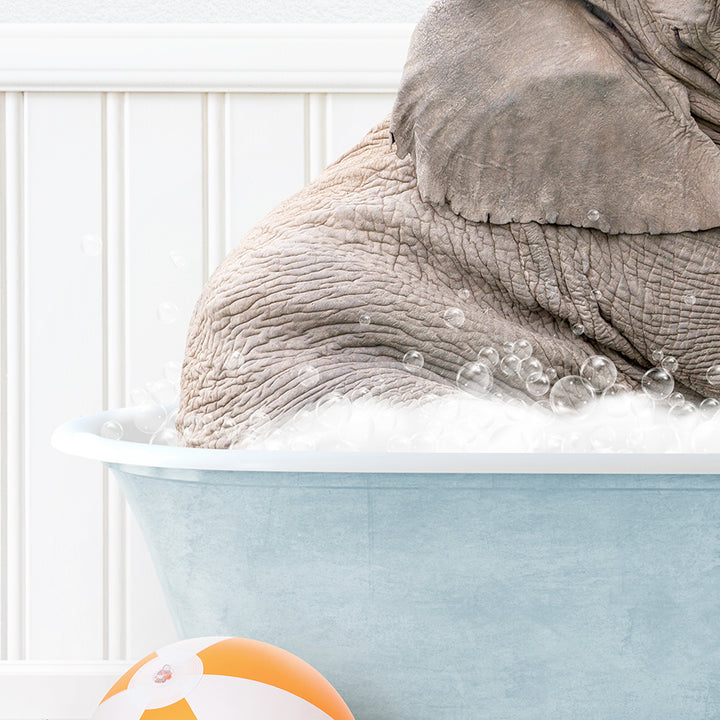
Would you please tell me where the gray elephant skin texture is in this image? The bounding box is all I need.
[178,0,720,448]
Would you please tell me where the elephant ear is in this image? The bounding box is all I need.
[391,0,720,235]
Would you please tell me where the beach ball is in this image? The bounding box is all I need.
[92,636,355,720]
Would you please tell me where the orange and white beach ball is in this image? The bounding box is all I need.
[92,636,355,720]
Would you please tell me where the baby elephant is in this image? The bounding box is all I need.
[179,0,720,447]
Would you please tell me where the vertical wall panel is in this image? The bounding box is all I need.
[1,91,27,661]
[226,93,306,246]
[305,93,328,183]
[0,92,4,662]
[124,93,202,656]
[24,93,105,660]
[325,93,396,163]
[102,91,129,662]
[203,93,229,279]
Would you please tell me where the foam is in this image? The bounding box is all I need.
[239,392,720,453]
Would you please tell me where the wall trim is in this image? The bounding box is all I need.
[0,661,131,718]
[0,24,414,92]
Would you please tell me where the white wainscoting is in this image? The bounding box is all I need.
[0,24,410,719]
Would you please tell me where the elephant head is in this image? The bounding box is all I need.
[178,0,720,448]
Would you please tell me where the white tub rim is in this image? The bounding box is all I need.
[51,406,720,475]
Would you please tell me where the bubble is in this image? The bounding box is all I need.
[443,307,465,329]
[157,301,179,325]
[169,250,188,268]
[706,364,720,386]
[133,404,167,434]
[545,367,558,381]
[498,354,521,377]
[602,383,630,400]
[571,323,585,336]
[100,420,124,440]
[130,386,152,406]
[512,339,533,360]
[150,427,179,446]
[700,397,720,419]
[661,356,678,374]
[402,350,424,371]
[225,350,245,371]
[358,312,371,327]
[549,375,595,416]
[519,357,543,381]
[580,355,617,393]
[531,398,552,414]
[81,234,102,256]
[526,372,550,397]
[477,346,500,367]
[668,402,696,418]
[641,367,674,400]
[682,292,696,306]
[667,391,685,408]
[587,209,600,222]
[298,364,320,388]
[457,288,471,300]
[163,360,182,385]
[149,378,177,405]
[456,361,492,397]
[650,349,664,363]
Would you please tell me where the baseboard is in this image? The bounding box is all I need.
[0,661,130,719]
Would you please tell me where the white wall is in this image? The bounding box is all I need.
[0,24,410,719]
[0,0,429,23]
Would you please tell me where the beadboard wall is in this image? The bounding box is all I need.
[0,24,410,719]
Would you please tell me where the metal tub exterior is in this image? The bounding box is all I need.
[54,409,720,720]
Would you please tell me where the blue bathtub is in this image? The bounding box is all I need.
[53,407,720,720]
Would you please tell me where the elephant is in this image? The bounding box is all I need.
[178,0,720,449]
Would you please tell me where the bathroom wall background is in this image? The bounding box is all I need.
[0,23,412,719]
[0,0,429,23]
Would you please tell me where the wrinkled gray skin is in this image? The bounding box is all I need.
[179,0,720,448]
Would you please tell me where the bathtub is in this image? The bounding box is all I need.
[53,406,720,720]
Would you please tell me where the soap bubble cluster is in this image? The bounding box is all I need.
[98,360,183,446]
[232,343,720,453]
[98,337,720,455]
[236,387,720,453]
